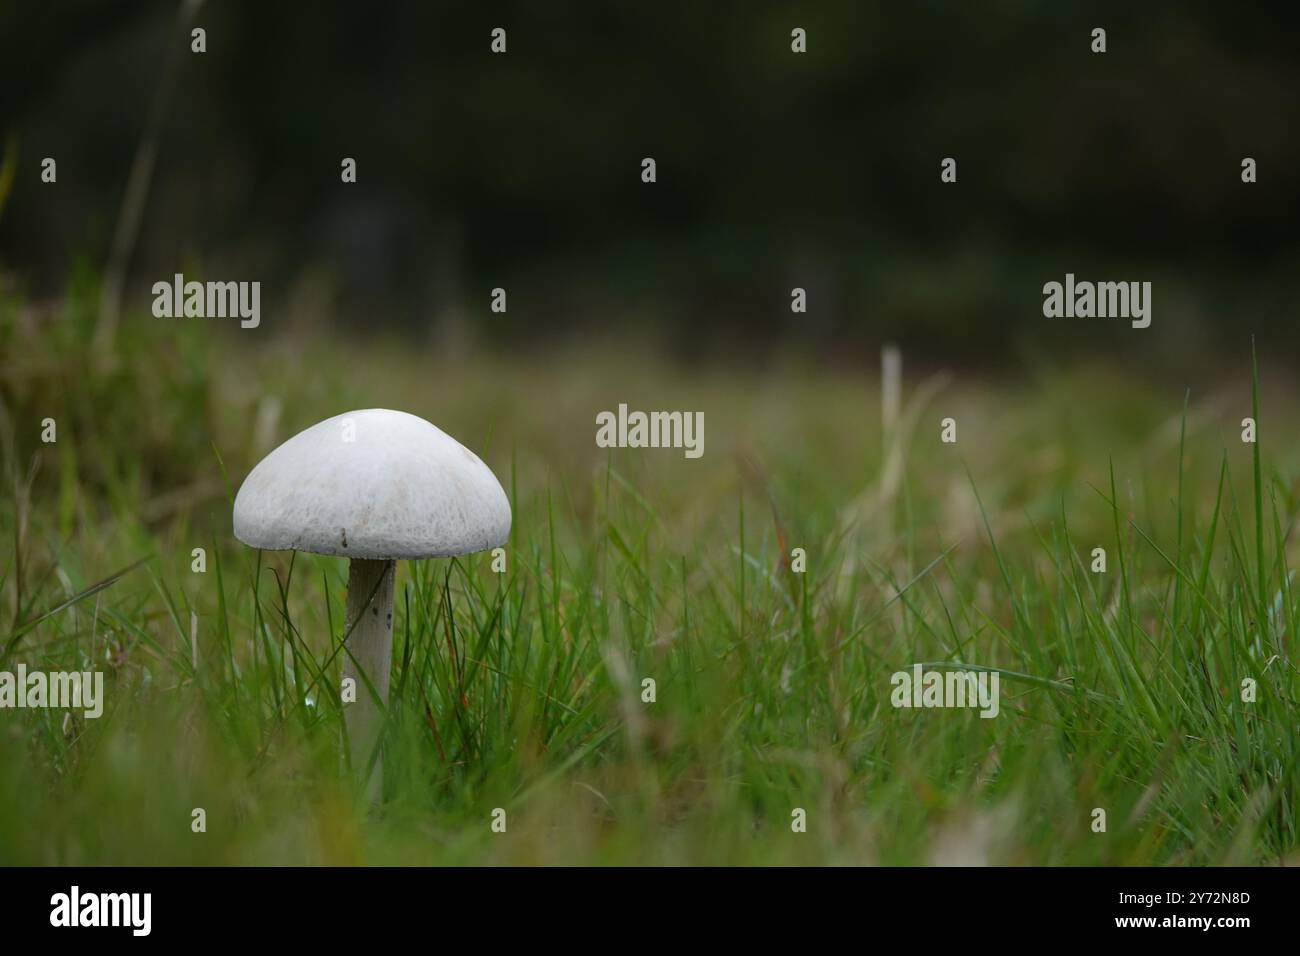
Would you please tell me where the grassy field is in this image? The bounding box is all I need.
[2,284,1298,865]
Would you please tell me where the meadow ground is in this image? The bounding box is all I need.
[2,290,1298,865]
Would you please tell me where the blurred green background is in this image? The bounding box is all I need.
[2,0,1297,366]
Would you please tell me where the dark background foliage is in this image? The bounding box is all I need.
[2,0,1296,363]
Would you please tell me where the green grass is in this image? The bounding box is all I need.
[1,283,1298,865]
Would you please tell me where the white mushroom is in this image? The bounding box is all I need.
[232,408,510,782]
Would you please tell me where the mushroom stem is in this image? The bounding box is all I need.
[342,557,395,784]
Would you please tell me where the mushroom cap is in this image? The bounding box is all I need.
[233,409,511,559]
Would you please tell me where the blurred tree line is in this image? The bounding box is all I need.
[1,0,1297,363]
